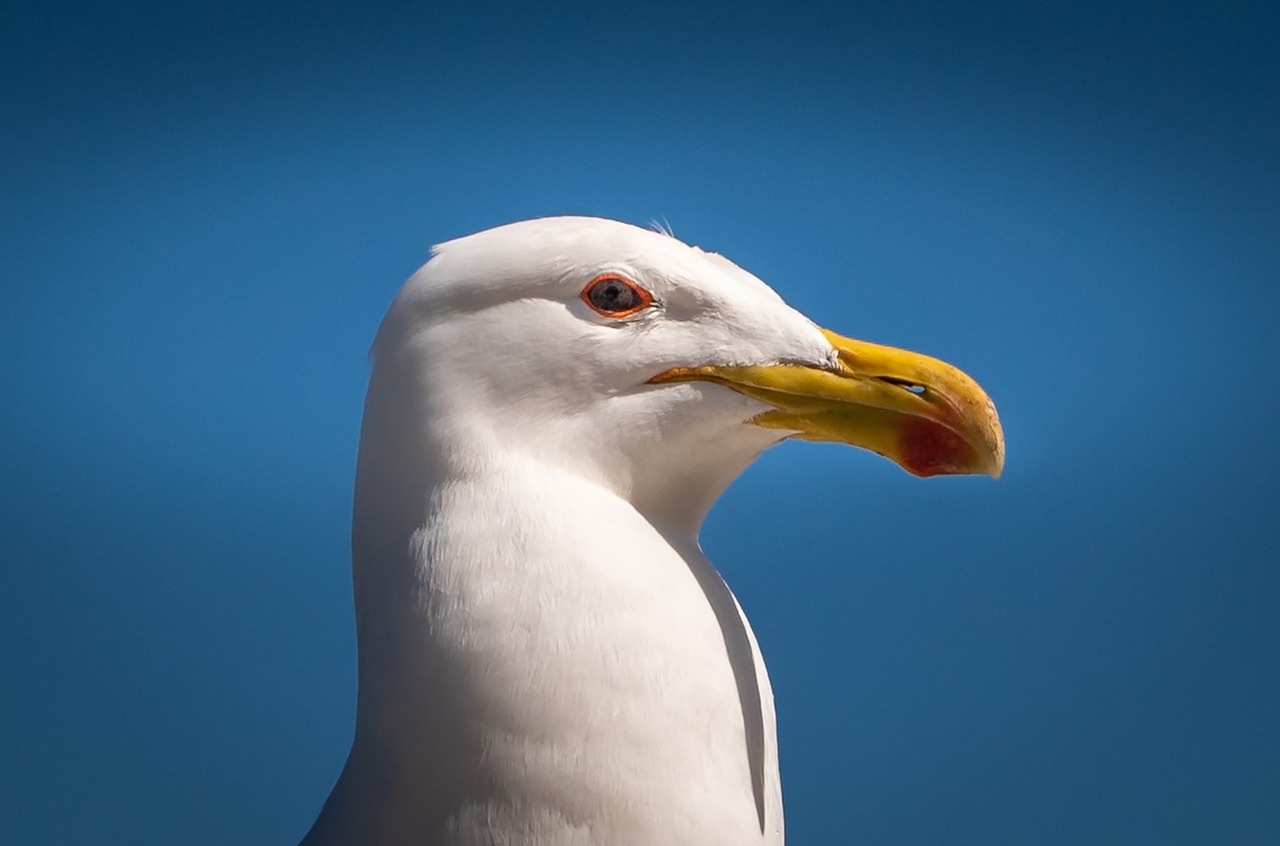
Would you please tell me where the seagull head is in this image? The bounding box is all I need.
[369,216,1004,531]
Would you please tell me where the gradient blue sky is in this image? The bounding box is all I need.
[3,1,1278,843]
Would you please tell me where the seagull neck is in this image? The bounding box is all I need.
[320,390,782,844]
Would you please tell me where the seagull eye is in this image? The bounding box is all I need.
[581,274,653,318]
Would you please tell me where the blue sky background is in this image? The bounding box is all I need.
[3,1,1278,843]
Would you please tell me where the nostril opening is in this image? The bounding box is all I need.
[881,377,926,395]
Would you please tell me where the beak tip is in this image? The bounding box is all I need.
[985,416,1006,479]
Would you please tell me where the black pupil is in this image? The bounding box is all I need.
[589,278,641,313]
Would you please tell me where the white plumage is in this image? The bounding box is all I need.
[301,217,1002,846]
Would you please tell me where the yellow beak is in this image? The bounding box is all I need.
[650,328,1004,478]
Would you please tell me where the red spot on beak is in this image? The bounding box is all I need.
[899,418,978,477]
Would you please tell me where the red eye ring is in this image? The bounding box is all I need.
[580,274,654,318]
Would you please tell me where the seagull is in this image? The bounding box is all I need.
[300,216,1003,846]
